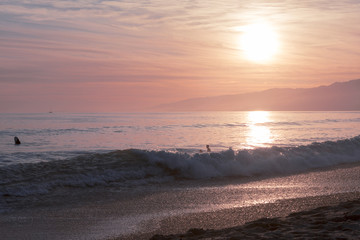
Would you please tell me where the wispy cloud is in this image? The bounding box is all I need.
[1,0,360,112]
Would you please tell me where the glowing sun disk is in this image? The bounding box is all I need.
[240,23,279,62]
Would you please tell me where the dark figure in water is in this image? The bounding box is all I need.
[14,136,21,145]
[206,145,211,152]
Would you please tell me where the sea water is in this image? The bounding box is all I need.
[1,111,360,198]
[1,111,360,239]
[1,111,359,157]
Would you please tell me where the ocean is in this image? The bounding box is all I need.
[1,111,360,239]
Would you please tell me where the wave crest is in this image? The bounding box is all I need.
[1,136,360,198]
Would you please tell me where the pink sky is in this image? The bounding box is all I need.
[1,0,360,112]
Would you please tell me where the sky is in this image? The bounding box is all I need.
[1,0,360,112]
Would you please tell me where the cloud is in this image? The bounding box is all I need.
[1,0,360,112]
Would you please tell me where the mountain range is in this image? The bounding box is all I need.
[154,79,360,111]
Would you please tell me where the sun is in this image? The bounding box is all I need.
[239,23,279,63]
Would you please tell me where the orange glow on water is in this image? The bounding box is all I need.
[246,111,273,148]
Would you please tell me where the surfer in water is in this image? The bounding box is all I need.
[206,145,211,152]
[199,145,211,153]
[14,136,21,145]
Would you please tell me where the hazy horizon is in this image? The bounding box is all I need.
[1,79,358,113]
[1,1,360,112]
[154,79,360,111]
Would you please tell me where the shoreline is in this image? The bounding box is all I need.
[2,162,360,240]
[120,192,360,240]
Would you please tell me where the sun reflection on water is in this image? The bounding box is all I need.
[246,111,273,148]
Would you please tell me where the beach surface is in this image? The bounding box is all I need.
[149,196,360,240]
[2,163,360,240]
[121,163,360,239]
[123,192,360,240]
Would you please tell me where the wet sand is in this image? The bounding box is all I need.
[122,163,360,239]
[2,163,360,240]
[149,195,360,239]
[121,192,360,240]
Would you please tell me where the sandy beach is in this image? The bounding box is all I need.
[118,163,360,240]
[118,192,360,240]
[2,188,360,240]
[149,196,360,239]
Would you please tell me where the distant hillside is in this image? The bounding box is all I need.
[154,79,360,111]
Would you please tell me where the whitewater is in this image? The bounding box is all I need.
[1,111,360,239]
[1,111,360,197]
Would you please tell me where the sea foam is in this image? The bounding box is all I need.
[1,136,360,198]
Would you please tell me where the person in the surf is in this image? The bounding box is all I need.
[14,136,21,145]
[199,145,211,153]
[206,145,211,152]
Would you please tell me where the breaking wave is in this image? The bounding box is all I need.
[1,136,360,198]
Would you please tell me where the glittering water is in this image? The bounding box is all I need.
[1,111,360,239]
[1,111,359,165]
